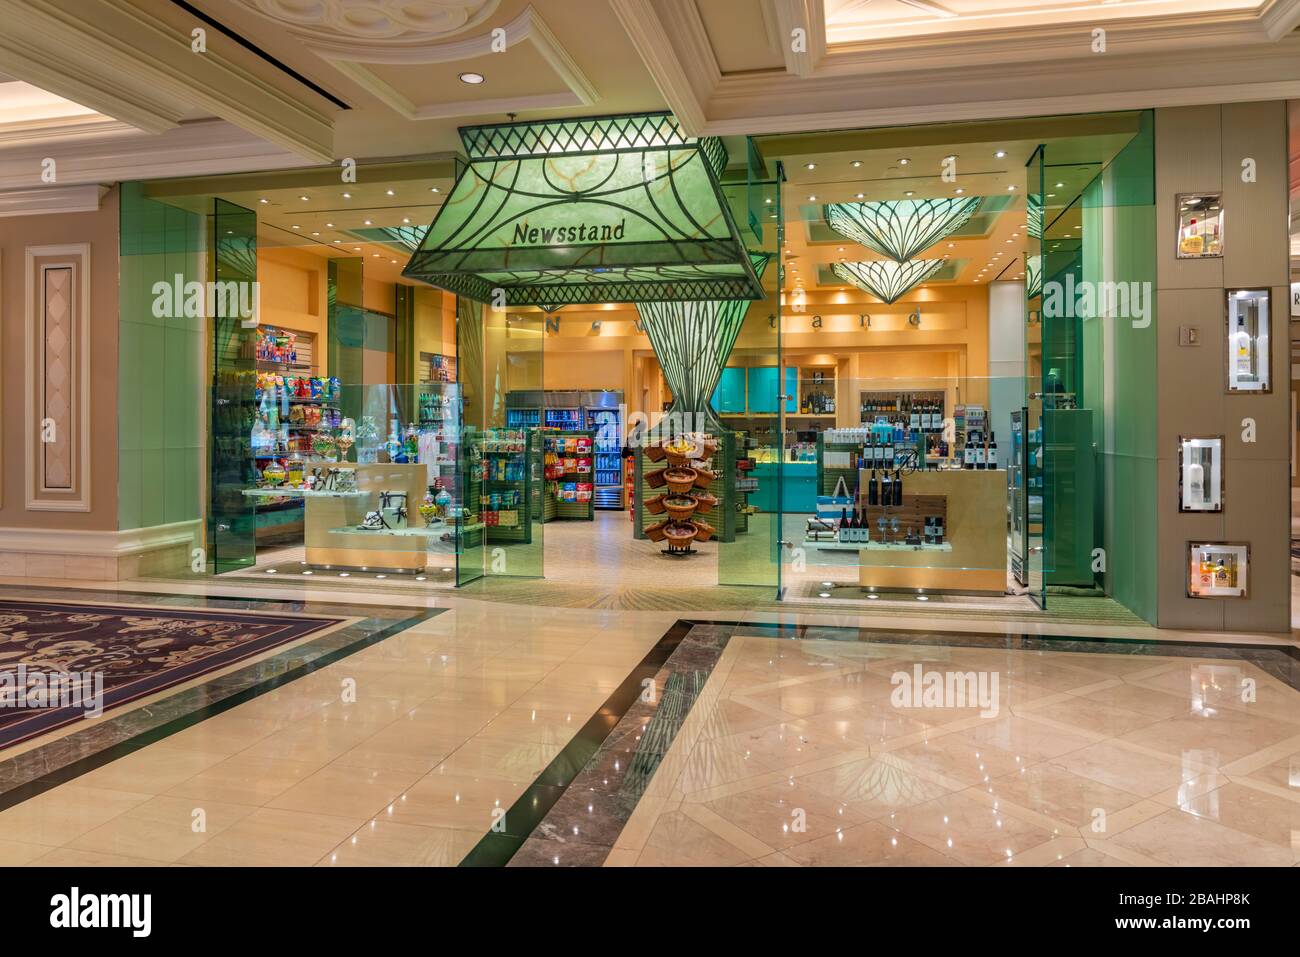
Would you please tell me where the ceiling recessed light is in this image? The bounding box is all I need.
[332,240,341,244]
[1055,182,1064,188]
[258,198,268,204]
[995,150,1007,158]
[385,189,395,196]
[342,192,351,199]
[299,195,309,202]
[372,253,380,258]
[311,231,319,236]
[808,195,817,201]
[364,219,372,225]
[898,157,910,165]
[805,162,816,170]
[947,242,955,248]
[325,222,334,227]
[764,197,772,204]
[954,188,965,194]
[459,72,485,84]
[855,192,864,199]
[291,224,300,229]
[402,217,410,223]
[904,190,914,197]
[430,187,440,193]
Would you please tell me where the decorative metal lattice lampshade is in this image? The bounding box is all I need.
[832,260,944,304]
[636,253,770,435]
[824,197,983,262]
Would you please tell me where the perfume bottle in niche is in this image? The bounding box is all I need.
[1187,542,1248,598]
[1178,437,1223,513]
[1176,193,1223,259]
[1225,289,1270,393]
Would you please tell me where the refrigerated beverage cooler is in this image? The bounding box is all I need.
[506,390,625,510]
[583,393,624,511]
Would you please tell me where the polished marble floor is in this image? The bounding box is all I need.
[0,578,1295,867]
[608,631,1300,866]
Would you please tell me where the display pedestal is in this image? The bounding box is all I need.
[856,468,1007,593]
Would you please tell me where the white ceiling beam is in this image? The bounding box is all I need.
[0,0,336,163]
[609,0,708,135]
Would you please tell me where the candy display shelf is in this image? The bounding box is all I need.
[542,431,595,522]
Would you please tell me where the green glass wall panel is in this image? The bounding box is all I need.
[118,181,205,548]
[208,198,259,573]
[456,296,485,585]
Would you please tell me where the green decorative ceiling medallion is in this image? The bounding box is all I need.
[635,252,771,435]
[824,197,984,262]
[402,112,762,306]
[832,260,944,304]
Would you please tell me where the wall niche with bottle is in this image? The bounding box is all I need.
[1178,436,1223,513]
[1176,192,1223,259]
[1225,289,1271,393]
[1187,542,1249,599]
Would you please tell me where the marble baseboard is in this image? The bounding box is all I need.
[0,543,190,582]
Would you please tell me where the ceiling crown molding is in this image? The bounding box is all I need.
[617,0,1300,136]
[0,120,306,191]
[304,5,598,121]
[0,184,108,217]
[0,0,336,162]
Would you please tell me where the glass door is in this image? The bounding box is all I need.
[716,173,782,596]
[208,198,259,573]
[1025,147,1046,608]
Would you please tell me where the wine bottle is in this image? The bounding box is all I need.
[881,470,893,508]
[987,432,998,469]
[839,507,849,544]
[868,469,878,506]
[893,468,903,506]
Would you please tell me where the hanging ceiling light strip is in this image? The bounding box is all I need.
[823,197,984,262]
[832,259,944,304]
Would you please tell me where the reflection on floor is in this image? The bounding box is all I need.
[231,545,458,589]
[606,626,1300,867]
[1,584,1295,867]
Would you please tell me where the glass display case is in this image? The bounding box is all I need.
[1178,436,1223,512]
[1188,542,1249,599]
[1176,192,1223,259]
[1225,289,1271,393]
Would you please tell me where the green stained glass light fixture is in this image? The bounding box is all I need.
[402,112,763,306]
[832,260,944,304]
[635,253,770,435]
[823,197,983,262]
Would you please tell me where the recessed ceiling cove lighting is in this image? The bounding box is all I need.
[459,72,485,84]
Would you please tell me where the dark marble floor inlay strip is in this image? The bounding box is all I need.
[503,618,1300,866]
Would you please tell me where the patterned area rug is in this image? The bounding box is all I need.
[0,600,345,749]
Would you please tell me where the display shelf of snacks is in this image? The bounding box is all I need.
[464,427,538,545]
[542,431,595,522]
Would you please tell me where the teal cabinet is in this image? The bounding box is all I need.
[712,367,746,414]
[746,367,796,414]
